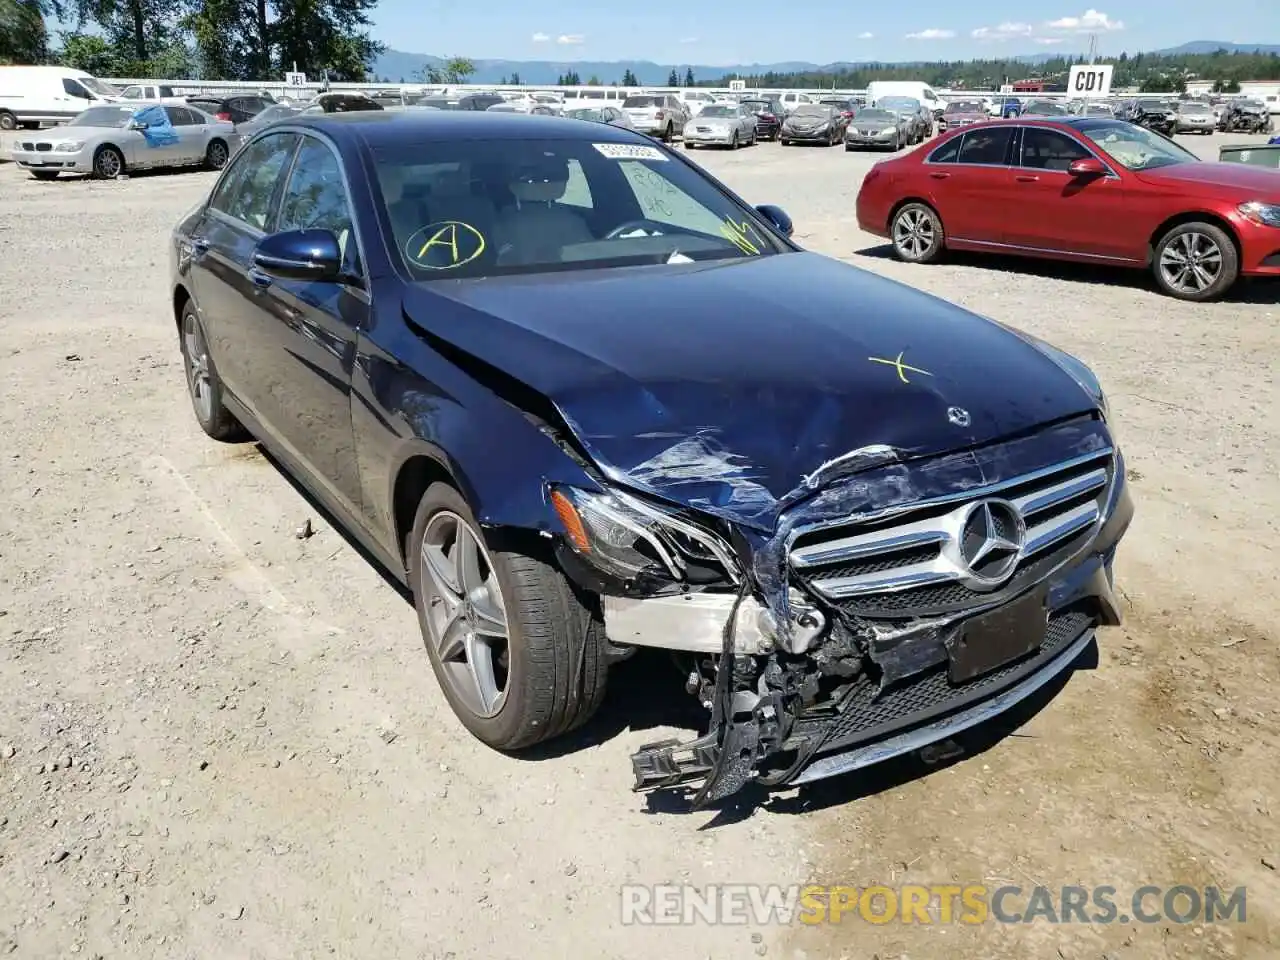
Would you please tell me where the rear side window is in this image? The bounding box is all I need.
[210,132,299,230]
[165,106,197,126]
[159,86,175,97]
[927,136,962,164]
[956,127,1013,165]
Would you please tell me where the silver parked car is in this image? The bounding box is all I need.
[8,103,237,180]
[683,103,757,149]
[563,105,634,128]
[621,94,688,141]
[844,107,909,151]
[1174,100,1215,134]
[228,103,301,153]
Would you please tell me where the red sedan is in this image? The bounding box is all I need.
[855,117,1280,301]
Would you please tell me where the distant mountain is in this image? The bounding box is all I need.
[371,41,1280,86]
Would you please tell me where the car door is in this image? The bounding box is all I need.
[186,131,301,419]
[163,106,206,164]
[1002,126,1131,259]
[923,126,1016,244]
[250,133,368,508]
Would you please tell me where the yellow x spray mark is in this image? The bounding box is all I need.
[868,351,933,384]
[720,218,761,256]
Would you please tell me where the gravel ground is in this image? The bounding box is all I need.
[1,129,1277,960]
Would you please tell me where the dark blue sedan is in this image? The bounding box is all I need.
[170,110,1132,806]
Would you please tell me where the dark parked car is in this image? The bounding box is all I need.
[171,110,1132,806]
[844,107,910,151]
[818,97,857,122]
[780,103,848,145]
[419,94,506,111]
[185,93,275,125]
[1120,98,1176,136]
[857,116,1280,301]
[739,97,785,140]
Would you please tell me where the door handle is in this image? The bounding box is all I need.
[1015,174,1039,182]
[929,172,950,179]
[248,267,273,289]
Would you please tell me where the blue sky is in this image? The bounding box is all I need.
[371,2,1278,64]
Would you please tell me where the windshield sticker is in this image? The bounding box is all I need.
[405,221,486,270]
[592,142,669,162]
[720,218,764,256]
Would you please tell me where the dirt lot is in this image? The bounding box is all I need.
[1,130,1277,960]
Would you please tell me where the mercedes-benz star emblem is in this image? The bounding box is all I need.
[947,406,971,427]
[957,499,1024,585]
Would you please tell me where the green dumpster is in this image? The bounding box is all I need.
[1218,143,1280,168]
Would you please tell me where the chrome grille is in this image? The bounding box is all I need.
[789,448,1113,612]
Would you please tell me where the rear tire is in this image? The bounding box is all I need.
[408,483,609,750]
[205,138,229,170]
[0,110,16,132]
[890,202,945,264]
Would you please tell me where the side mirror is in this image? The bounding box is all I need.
[755,204,793,238]
[252,229,343,281]
[1067,157,1106,178]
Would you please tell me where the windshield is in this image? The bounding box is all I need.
[1078,119,1198,171]
[698,105,736,118]
[1023,101,1067,115]
[879,97,919,110]
[68,105,135,128]
[1137,100,1168,111]
[623,96,660,108]
[858,109,895,121]
[1178,102,1210,114]
[78,76,120,97]
[253,104,299,124]
[373,137,785,281]
[791,104,832,117]
[945,101,982,113]
[741,101,771,112]
[566,108,605,121]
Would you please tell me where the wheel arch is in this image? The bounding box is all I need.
[1147,211,1241,267]
[172,283,192,333]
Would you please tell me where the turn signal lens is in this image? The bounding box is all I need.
[550,489,591,553]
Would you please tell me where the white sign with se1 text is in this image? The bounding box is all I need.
[285,71,308,88]
[1067,64,1113,98]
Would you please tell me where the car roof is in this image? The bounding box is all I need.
[290,110,651,147]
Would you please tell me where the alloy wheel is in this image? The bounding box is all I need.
[893,208,936,259]
[95,148,122,178]
[419,511,510,719]
[1158,231,1223,296]
[207,141,228,169]
[182,312,214,423]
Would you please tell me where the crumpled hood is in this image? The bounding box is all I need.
[401,253,1098,531]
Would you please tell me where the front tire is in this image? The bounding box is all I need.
[0,110,16,131]
[1152,222,1238,302]
[179,300,248,441]
[890,202,945,264]
[730,131,739,150]
[92,144,125,179]
[408,484,608,750]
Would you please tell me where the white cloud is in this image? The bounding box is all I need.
[531,32,549,42]
[905,28,955,40]
[679,36,698,44]
[557,33,585,45]
[1033,36,1066,44]
[971,21,1033,41]
[1045,9,1124,33]
[858,31,874,39]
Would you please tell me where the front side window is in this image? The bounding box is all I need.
[121,85,143,99]
[210,132,300,231]
[277,136,359,270]
[62,78,93,99]
[957,127,1013,165]
[373,137,786,280]
[1076,119,1197,171]
[1020,128,1091,170]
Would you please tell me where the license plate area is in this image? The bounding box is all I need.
[947,586,1048,684]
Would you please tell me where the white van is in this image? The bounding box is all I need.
[0,66,120,130]
[866,80,944,118]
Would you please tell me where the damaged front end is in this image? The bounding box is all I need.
[557,416,1134,808]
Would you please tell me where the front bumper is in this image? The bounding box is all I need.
[627,420,1134,805]
[846,129,899,147]
[9,146,92,173]
[684,127,737,145]
[782,127,834,141]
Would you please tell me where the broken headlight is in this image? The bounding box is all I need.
[550,485,741,587]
